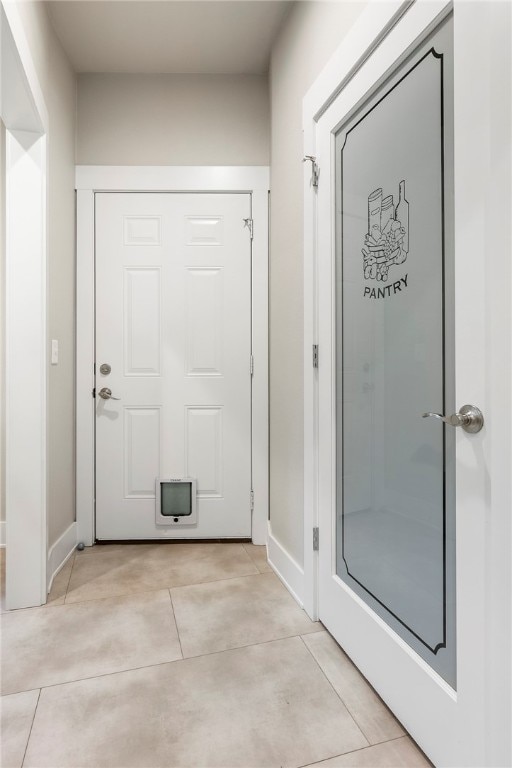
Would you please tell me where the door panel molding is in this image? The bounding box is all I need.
[76,166,269,546]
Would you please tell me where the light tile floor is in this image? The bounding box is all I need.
[0,543,431,768]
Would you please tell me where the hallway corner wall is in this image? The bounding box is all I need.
[268,1,366,573]
[14,2,77,549]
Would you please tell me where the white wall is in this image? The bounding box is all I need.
[77,73,269,165]
[14,2,76,548]
[269,1,366,567]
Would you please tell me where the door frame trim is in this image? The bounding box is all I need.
[2,3,49,609]
[76,165,269,546]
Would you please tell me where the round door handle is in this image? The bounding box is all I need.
[98,387,120,401]
[422,404,484,433]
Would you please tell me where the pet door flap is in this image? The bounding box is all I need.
[155,478,197,526]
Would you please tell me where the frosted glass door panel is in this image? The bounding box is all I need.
[335,25,455,686]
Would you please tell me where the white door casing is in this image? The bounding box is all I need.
[76,166,269,546]
[2,2,49,609]
[304,2,511,767]
[95,192,252,539]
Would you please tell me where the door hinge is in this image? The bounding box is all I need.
[250,489,255,511]
[313,527,319,551]
[250,355,254,376]
[92,387,96,399]
[243,218,254,240]
[312,344,319,368]
[303,155,319,188]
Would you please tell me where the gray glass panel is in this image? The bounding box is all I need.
[335,19,455,687]
[161,482,192,517]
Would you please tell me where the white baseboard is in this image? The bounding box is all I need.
[267,523,305,608]
[47,522,77,593]
[0,520,5,547]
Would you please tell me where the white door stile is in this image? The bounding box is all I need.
[75,167,269,546]
[304,2,511,766]
[250,188,269,545]
[76,189,95,548]
[453,4,512,762]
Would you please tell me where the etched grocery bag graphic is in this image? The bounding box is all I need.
[362,180,409,282]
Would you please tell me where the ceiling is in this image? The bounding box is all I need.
[46,1,293,75]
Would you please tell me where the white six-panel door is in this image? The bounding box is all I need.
[95,193,252,539]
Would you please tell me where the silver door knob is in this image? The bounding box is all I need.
[98,387,120,401]
[422,404,484,433]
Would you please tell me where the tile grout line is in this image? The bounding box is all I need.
[20,688,41,768]
[298,635,371,748]
[180,624,323,662]
[73,543,256,564]
[7,563,268,614]
[301,634,409,742]
[3,633,319,698]
[54,568,269,610]
[294,735,410,768]
[60,555,75,601]
[242,544,259,571]
[241,543,269,574]
[1,566,306,624]
[168,588,184,660]
[5,585,174,616]
[62,554,75,605]
[64,543,258,598]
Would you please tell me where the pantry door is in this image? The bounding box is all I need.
[95,193,252,540]
[313,5,511,767]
